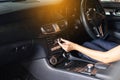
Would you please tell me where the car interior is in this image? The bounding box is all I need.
[0,0,120,80]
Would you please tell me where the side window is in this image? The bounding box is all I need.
[100,0,120,16]
[100,0,120,2]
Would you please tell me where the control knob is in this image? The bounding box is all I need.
[87,64,94,73]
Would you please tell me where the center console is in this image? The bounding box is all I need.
[23,19,112,80]
[48,46,111,80]
[39,24,111,80]
[45,37,109,79]
[45,34,111,80]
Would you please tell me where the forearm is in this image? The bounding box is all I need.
[73,44,110,63]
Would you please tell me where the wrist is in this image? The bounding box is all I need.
[73,43,79,51]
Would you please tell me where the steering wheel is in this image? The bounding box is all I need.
[80,0,108,39]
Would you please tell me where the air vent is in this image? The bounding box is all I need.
[57,20,68,29]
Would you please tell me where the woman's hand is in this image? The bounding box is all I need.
[57,38,78,52]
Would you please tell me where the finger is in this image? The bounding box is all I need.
[61,38,69,43]
[58,41,68,52]
[57,39,63,47]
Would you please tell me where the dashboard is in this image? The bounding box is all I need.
[0,0,63,15]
